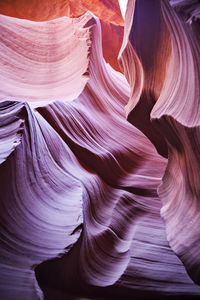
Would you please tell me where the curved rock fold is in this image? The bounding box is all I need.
[0,0,200,299]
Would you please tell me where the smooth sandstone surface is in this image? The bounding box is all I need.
[0,0,200,299]
[119,0,200,287]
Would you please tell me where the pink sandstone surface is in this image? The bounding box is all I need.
[0,1,200,299]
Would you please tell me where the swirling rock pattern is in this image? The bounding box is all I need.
[0,13,91,103]
[0,0,124,72]
[0,100,84,299]
[0,0,200,299]
[119,0,200,287]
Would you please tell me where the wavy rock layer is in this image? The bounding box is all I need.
[0,2,200,300]
[0,13,91,104]
[0,100,84,299]
[119,0,200,286]
[0,0,124,72]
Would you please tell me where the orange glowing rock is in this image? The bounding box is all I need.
[0,0,123,24]
[101,20,123,72]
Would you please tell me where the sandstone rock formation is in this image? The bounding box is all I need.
[0,1,200,299]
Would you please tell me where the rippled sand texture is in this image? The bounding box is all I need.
[0,0,200,299]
